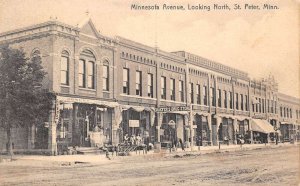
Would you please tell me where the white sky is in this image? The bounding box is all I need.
[0,0,299,98]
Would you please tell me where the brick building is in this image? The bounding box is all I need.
[0,18,299,155]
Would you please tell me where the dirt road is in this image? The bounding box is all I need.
[0,145,299,186]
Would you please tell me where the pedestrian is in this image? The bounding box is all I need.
[179,138,185,151]
[124,134,129,145]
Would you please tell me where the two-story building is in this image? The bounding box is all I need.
[0,18,299,155]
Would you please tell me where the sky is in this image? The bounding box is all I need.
[0,0,299,98]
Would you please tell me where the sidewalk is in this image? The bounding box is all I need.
[1,142,298,164]
[128,142,299,157]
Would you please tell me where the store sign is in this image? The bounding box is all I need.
[129,120,140,127]
[155,106,190,112]
[252,114,266,119]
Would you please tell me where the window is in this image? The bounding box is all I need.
[179,80,184,102]
[161,76,166,99]
[218,89,221,107]
[224,90,227,108]
[262,99,265,113]
[258,98,261,113]
[123,68,129,94]
[203,86,207,106]
[79,50,96,89]
[284,107,286,117]
[245,95,248,111]
[60,51,69,85]
[79,60,86,87]
[196,84,201,104]
[103,65,109,91]
[280,107,283,117]
[147,73,153,98]
[229,91,233,109]
[210,87,215,106]
[136,71,142,96]
[240,94,243,110]
[87,61,95,89]
[235,93,239,110]
[290,108,292,118]
[170,79,175,101]
[271,100,274,113]
[267,100,270,113]
[189,83,194,104]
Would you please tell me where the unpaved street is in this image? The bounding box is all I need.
[0,145,299,186]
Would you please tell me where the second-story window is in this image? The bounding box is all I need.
[179,80,184,102]
[136,71,142,96]
[87,61,95,89]
[78,59,86,88]
[235,93,239,110]
[203,85,207,106]
[79,49,96,89]
[245,95,248,111]
[147,73,153,98]
[224,90,227,108]
[240,94,244,110]
[210,87,215,107]
[60,51,69,85]
[123,68,129,94]
[170,78,175,101]
[161,76,166,99]
[103,65,109,91]
[229,91,233,109]
[218,89,221,107]
[280,107,283,117]
[196,84,201,104]
[189,83,194,104]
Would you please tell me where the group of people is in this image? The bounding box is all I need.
[123,134,143,146]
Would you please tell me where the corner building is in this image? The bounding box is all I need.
[0,19,299,155]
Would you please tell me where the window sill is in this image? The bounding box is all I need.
[60,84,70,87]
[79,87,96,92]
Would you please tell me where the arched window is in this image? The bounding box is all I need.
[61,50,69,85]
[79,49,96,89]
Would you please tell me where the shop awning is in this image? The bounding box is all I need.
[57,96,119,108]
[121,105,145,112]
[250,119,276,134]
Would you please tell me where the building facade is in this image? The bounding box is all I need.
[0,19,299,155]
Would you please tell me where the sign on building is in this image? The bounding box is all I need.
[129,120,140,127]
[155,106,190,112]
